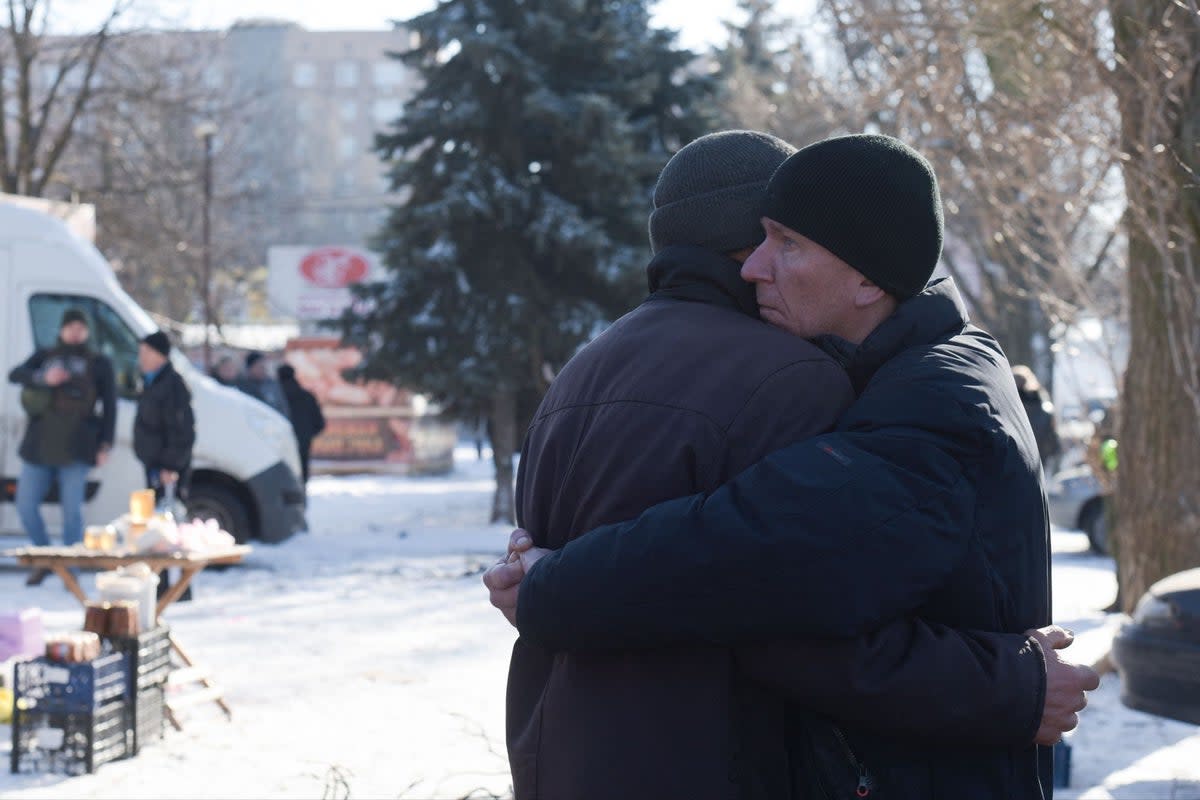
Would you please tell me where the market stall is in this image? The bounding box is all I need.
[2,490,248,774]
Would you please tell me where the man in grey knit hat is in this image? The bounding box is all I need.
[491,131,1089,800]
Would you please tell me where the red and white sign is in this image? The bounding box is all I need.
[268,245,385,322]
[299,247,371,288]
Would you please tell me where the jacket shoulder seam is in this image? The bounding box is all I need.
[531,398,728,435]
[723,357,847,435]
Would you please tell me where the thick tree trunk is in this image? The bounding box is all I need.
[488,387,518,524]
[1110,0,1200,610]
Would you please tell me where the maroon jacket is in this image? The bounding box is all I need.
[510,246,854,799]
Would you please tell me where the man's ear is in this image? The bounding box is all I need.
[853,277,890,309]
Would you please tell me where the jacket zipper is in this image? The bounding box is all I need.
[832,726,873,798]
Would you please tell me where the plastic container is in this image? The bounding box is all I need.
[0,608,44,662]
[10,698,131,775]
[96,567,159,633]
[13,652,129,713]
[102,625,172,692]
[130,683,165,754]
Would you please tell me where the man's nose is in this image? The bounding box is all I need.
[741,244,769,283]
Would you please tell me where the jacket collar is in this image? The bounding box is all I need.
[824,277,970,393]
[646,244,760,319]
[53,341,91,358]
[143,360,175,386]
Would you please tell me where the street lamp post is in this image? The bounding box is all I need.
[194,121,218,372]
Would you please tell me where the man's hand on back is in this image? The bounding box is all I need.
[1027,625,1101,745]
[482,528,551,628]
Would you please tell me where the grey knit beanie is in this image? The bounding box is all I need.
[649,130,797,255]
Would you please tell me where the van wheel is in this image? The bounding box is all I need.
[187,484,253,544]
[1080,499,1109,556]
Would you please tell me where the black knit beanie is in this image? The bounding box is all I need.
[761,133,944,300]
[649,130,796,255]
[60,308,88,328]
[142,330,171,358]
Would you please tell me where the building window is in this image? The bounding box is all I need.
[339,134,358,161]
[334,61,359,88]
[293,62,317,88]
[372,98,403,126]
[373,61,406,88]
[339,100,357,122]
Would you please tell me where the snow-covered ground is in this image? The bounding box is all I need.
[0,446,1195,799]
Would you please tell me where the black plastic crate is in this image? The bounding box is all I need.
[102,625,172,692]
[131,683,165,755]
[10,698,131,776]
[13,652,129,713]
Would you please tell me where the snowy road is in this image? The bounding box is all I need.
[0,447,1196,799]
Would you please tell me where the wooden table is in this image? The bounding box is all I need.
[3,544,252,730]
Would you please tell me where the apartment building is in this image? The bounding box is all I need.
[221,19,417,249]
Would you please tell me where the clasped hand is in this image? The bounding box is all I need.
[482,529,549,627]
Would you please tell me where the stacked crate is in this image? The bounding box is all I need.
[10,652,132,775]
[103,625,172,754]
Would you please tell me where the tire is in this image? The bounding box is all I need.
[186,483,253,545]
[1080,499,1108,555]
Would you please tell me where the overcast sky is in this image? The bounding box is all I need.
[54,0,796,51]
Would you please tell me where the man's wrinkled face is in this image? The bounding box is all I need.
[740,217,862,341]
[59,320,89,346]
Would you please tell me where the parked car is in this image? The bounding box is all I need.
[1112,568,1200,725]
[1046,463,1110,554]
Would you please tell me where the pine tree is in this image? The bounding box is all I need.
[345,0,715,522]
[715,0,833,147]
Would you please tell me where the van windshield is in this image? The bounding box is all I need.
[30,293,143,399]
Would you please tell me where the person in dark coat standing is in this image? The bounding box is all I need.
[210,354,240,387]
[238,351,290,419]
[1013,364,1062,476]
[485,132,1096,800]
[277,364,325,484]
[7,308,116,581]
[134,330,196,601]
[134,331,195,495]
[491,134,1099,800]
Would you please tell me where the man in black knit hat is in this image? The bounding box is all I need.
[490,134,1099,799]
[8,308,116,584]
[134,330,194,500]
[134,330,196,601]
[487,133,1097,799]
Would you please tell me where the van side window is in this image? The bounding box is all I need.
[29,294,143,399]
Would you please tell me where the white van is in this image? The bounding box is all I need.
[1,203,306,544]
